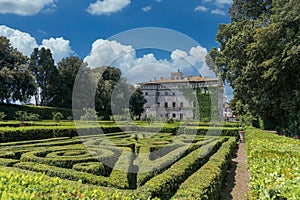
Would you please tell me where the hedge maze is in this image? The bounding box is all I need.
[0,127,237,199]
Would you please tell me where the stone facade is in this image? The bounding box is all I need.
[138,71,224,120]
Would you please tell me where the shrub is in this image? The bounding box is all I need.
[26,113,40,121]
[80,108,97,121]
[15,111,28,123]
[0,112,6,120]
[52,112,64,122]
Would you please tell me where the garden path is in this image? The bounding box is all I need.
[220,142,250,200]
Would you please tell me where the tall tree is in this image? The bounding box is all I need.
[0,36,36,103]
[29,47,58,106]
[93,66,122,119]
[51,56,83,108]
[129,87,147,120]
[209,0,300,129]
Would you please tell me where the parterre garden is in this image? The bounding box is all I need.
[0,120,239,199]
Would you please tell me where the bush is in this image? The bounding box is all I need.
[26,113,40,121]
[52,112,64,122]
[80,108,97,121]
[0,112,6,120]
[15,111,28,123]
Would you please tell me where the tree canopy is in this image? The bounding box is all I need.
[209,0,300,130]
[0,36,36,103]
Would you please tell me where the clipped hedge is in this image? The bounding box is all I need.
[0,103,72,120]
[138,138,226,199]
[0,167,145,199]
[246,128,300,199]
[0,125,125,142]
[172,137,237,199]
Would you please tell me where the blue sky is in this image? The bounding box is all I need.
[0,0,233,100]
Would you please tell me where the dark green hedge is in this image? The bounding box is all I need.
[138,138,226,199]
[172,137,237,199]
[0,126,125,143]
[0,104,72,120]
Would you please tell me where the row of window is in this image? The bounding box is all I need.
[164,113,183,119]
[157,102,184,108]
[145,91,176,96]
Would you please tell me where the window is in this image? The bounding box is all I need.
[157,102,160,107]
[180,113,183,120]
[157,92,160,95]
[173,92,175,95]
[164,102,168,107]
[165,113,169,118]
[165,91,168,95]
[145,92,148,95]
[180,102,183,107]
[172,102,176,107]
[172,113,176,118]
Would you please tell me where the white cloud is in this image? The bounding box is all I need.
[0,25,73,63]
[41,37,74,63]
[0,0,55,16]
[216,0,232,6]
[0,25,37,56]
[84,39,216,83]
[155,0,162,2]
[211,9,226,15]
[87,0,131,15]
[142,6,151,12]
[194,5,209,12]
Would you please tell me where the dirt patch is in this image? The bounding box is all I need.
[220,142,250,200]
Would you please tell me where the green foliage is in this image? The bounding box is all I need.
[0,36,36,103]
[246,128,300,199]
[0,112,6,121]
[129,87,147,120]
[52,112,64,123]
[15,111,28,123]
[172,138,237,199]
[29,47,57,106]
[26,113,40,121]
[0,103,72,120]
[210,0,300,129]
[0,167,138,199]
[80,107,97,121]
[51,56,83,108]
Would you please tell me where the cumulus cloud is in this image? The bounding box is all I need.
[41,37,74,63]
[216,0,232,6]
[211,9,226,15]
[87,0,131,15]
[0,0,55,16]
[0,25,73,63]
[84,39,216,83]
[0,25,37,56]
[194,6,209,12]
[142,6,152,12]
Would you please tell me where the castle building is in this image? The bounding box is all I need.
[138,71,224,120]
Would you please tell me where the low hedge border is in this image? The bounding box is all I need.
[138,137,227,199]
[0,166,146,199]
[172,137,237,199]
[0,125,238,143]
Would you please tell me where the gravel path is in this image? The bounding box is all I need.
[220,142,250,200]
